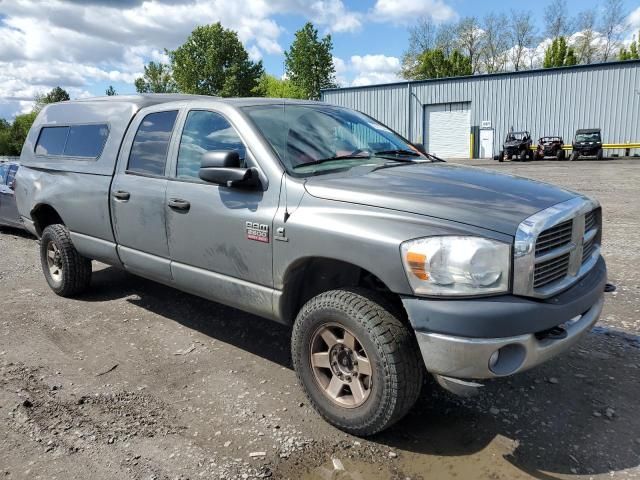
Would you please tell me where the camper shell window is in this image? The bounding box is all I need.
[35,124,110,158]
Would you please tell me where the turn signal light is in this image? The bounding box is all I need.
[406,252,428,280]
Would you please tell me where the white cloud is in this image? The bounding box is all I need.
[371,0,456,25]
[334,54,402,87]
[0,0,288,118]
[272,0,362,33]
[627,7,640,36]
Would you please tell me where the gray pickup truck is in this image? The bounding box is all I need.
[16,94,607,435]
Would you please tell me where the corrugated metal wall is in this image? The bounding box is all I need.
[321,61,640,157]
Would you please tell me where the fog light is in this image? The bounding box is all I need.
[488,350,500,369]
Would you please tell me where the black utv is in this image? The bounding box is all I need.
[571,129,603,161]
[498,131,533,162]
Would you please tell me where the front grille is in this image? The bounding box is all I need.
[534,252,571,288]
[535,219,573,256]
[582,237,596,262]
[514,198,601,298]
[585,210,596,233]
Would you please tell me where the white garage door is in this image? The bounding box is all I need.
[424,103,471,159]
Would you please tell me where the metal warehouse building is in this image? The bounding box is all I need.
[321,60,640,159]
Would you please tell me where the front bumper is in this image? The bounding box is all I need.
[403,256,606,379]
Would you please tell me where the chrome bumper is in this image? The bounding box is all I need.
[415,294,604,380]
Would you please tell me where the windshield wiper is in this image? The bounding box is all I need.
[374,149,421,157]
[292,154,371,169]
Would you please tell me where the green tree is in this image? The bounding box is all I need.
[8,112,38,155]
[411,48,472,80]
[256,74,305,98]
[169,23,263,97]
[134,61,177,93]
[284,22,336,100]
[0,119,13,155]
[105,85,117,96]
[619,32,640,60]
[543,37,577,67]
[34,86,70,111]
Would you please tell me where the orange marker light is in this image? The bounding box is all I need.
[406,252,428,280]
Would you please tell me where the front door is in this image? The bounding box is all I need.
[480,128,494,159]
[165,109,279,315]
[110,108,180,282]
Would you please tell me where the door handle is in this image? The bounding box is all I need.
[113,190,130,201]
[168,198,191,211]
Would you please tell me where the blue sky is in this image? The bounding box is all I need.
[0,0,639,120]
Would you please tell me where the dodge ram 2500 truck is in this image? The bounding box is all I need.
[16,95,607,436]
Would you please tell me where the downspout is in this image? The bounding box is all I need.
[407,82,412,142]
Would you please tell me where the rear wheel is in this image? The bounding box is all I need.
[40,224,92,296]
[291,288,423,436]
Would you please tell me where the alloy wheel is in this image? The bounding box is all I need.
[309,323,373,408]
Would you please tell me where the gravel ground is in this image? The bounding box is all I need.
[1,158,639,480]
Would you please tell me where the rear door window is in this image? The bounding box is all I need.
[6,165,18,187]
[127,110,178,176]
[35,126,68,155]
[0,164,8,185]
[64,124,109,157]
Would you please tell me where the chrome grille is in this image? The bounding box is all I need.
[585,210,596,233]
[582,237,596,263]
[534,252,571,288]
[535,219,573,256]
[514,197,601,299]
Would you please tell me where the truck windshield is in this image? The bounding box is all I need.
[242,104,426,175]
[575,132,601,142]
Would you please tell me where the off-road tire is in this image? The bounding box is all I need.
[291,288,423,436]
[597,148,603,160]
[40,224,92,297]
[570,151,579,161]
[519,149,528,161]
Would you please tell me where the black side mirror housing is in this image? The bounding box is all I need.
[198,150,260,188]
[412,142,427,155]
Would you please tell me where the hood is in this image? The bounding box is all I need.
[304,163,577,235]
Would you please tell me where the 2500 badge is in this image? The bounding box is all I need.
[246,222,269,243]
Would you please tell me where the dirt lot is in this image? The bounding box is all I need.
[1,158,639,480]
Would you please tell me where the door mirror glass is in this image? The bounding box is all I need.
[199,151,259,188]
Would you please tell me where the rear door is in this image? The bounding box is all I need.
[110,107,181,282]
[0,163,9,225]
[0,165,21,226]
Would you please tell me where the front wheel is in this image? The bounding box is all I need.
[498,150,504,162]
[597,148,603,160]
[557,149,566,160]
[519,149,528,161]
[40,224,92,296]
[291,289,423,436]
[570,151,579,161]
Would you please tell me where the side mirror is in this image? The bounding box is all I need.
[412,142,427,155]
[198,150,259,188]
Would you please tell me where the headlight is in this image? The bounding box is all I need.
[401,236,510,296]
